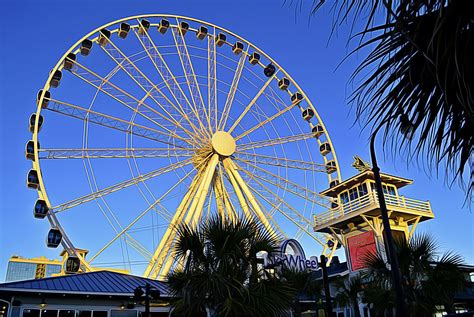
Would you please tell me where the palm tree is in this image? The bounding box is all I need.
[281,268,323,316]
[167,216,296,316]
[361,234,466,316]
[296,1,473,200]
[333,275,363,317]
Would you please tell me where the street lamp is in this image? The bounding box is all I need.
[134,283,161,317]
[369,116,414,317]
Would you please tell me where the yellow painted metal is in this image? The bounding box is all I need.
[222,159,254,222]
[211,131,236,157]
[227,75,275,134]
[144,172,203,278]
[224,158,276,237]
[33,14,342,276]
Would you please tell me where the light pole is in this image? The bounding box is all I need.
[370,127,409,316]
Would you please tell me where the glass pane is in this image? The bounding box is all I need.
[59,311,75,317]
[388,186,396,196]
[93,312,107,317]
[349,188,358,200]
[23,310,40,317]
[340,192,349,204]
[358,183,368,196]
[41,310,58,317]
[77,312,91,317]
[110,311,136,317]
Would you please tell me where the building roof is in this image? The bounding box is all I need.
[320,170,413,197]
[0,270,169,297]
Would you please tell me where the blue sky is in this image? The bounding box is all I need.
[0,0,472,280]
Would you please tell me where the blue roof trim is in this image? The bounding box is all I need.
[0,271,170,296]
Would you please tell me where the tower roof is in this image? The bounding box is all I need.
[320,170,413,197]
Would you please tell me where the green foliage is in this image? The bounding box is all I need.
[361,234,466,316]
[333,275,363,317]
[299,1,474,199]
[167,216,296,316]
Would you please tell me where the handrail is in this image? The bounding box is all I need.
[314,192,432,226]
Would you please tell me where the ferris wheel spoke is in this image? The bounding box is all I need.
[171,22,210,133]
[99,33,202,141]
[47,99,190,148]
[38,147,193,160]
[234,151,327,172]
[227,75,276,134]
[132,27,206,139]
[132,29,204,141]
[240,167,326,246]
[68,59,193,142]
[88,165,197,264]
[208,29,218,132]
[235,159,331,208]
[236,133,314,152]
[52,158,192,214]
[222,160,254,222]
[222,158,277,236]
[145,171,204,279]
[235,100,301,141]
[219,47,249,131]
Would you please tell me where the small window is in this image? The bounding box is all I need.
[110,311,137,317]
[92,312,107,317]
[41,310,58,317]
[349,187,359,201]
[77,312,91,317]
[23,310,40,317]
[59,311,75,317]
[358,183,368,197]
[340,192,349,204]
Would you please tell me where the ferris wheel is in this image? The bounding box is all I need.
[27,14,342,280]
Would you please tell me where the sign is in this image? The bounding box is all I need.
[347,231,377,271]
[263,239,319,271]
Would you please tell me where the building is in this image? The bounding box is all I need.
[5,256,62,282]
[314,169,434,272]
[0,271,171,317]
[5,250,128,283]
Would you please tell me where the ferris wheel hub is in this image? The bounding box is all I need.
[211,131,236,157]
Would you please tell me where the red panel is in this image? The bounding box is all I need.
[347,231,377,271]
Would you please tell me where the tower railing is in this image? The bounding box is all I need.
[314,192,432,227]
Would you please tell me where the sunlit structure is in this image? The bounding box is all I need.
[5,256,62,282]
[26,15,344,280]
[314,158,434,271]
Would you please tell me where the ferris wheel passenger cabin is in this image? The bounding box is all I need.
[215,33,226,47]
[248,52,260,65]
[34,200,49,219]
[80,39,93,56]
[278,77,290,90]
[63,53,76,71]
[27,170,40,189]
[179,21,189,36]
[50,70,62,88]
[138,19,150,35]
[29,113,43,133]
[302,108,314,121]
[37,90,50,108]
[47,228,62,248]
[98,29,111,46]
[232,41,244,55]
[118,22,130,39]
[196,25,208,40]
[312,124,324,138]
[158,19,170,34]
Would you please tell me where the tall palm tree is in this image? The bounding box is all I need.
[333,275,363,317]
[296,1,473,200]
[167,216,296,316]
[361,234,466,316]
